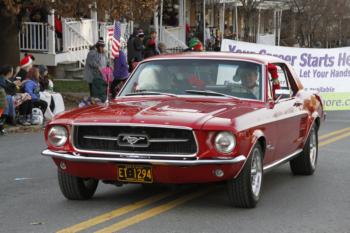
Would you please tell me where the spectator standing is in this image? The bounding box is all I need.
[23,67,48,121]
[84,38,107,99]
[55,15,63,51]
[144,31,160,59]
[133,30,145,62]
[87,38,108,102]
[111,51,129,98]
[127,31,137,69]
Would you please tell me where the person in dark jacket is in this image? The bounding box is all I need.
[133,30,145,62]
[0,65,16,126]
[0,83,6,135]
[127,31,137,67]
[111,51,129,98]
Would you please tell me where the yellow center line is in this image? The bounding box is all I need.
[57,128,350,233]
[94,188,212,233]
[319,131,350,147]
[56,191,174,233]
[319,127,350,141]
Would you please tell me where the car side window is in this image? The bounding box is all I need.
[274,64,292,99]
[283,65,299,96]
[267,72,273,100]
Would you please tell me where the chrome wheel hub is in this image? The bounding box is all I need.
[309,128,317,169]
[250,148,262,198]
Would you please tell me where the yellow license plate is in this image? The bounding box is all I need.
[117,164,153,183]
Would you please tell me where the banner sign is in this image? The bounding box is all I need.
[221,39,350,111]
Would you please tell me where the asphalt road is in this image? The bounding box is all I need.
[1,111,350,233]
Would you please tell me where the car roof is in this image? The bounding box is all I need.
[144,52,286,65]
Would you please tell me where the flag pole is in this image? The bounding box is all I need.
[105,21,114,106]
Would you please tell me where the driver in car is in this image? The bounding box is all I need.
[233,66,259,99]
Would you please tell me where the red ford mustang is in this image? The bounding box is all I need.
[42,53,324,208]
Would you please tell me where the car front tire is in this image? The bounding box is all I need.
[290,125,318,175]
[227,144,263,208]
[58,170,99,200]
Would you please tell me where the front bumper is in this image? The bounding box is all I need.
[42,149,246,183]
[41,149,246,166]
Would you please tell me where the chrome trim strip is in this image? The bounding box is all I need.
[263,149,302,172]
[83,136,119,141]
[71,125,199,158]
[42,149,246,166]
[83,136,189,143]
[148,138,189,143]
[72,122,193,130]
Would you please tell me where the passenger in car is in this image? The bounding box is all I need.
[173,66,205,91]
[136,67,171,91]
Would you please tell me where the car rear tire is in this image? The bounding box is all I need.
[290,125,318,175]
[58,170,99,200]
[227,144,263,208]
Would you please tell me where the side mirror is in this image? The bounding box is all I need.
[274,89,290,102]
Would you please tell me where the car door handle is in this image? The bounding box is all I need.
[293,101,303,107]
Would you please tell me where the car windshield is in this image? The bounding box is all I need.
[119,59,264,100]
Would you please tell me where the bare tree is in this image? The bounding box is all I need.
[238,0,265,41]
[0,0,159,67]
[289,0,350,47]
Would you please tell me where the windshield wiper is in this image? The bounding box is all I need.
[185,90,237,99]
[126,91,177,97]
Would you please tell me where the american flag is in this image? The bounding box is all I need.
[108,21,121,59]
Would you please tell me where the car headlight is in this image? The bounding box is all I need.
[48,126,68,147]
[214,132,236,154]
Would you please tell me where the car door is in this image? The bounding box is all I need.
[270,63,308,160]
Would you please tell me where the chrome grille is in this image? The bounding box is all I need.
[72,125,197,156]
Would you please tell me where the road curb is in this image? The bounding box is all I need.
[4,125,43,134]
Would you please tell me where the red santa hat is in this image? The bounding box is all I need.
[20,55,33,68]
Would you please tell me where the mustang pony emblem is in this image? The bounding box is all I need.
[123,136,146,145]
[117,134,149,147]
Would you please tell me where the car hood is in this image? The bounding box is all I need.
[55,97,260,130]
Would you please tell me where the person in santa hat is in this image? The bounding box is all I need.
[17,54,35,82]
